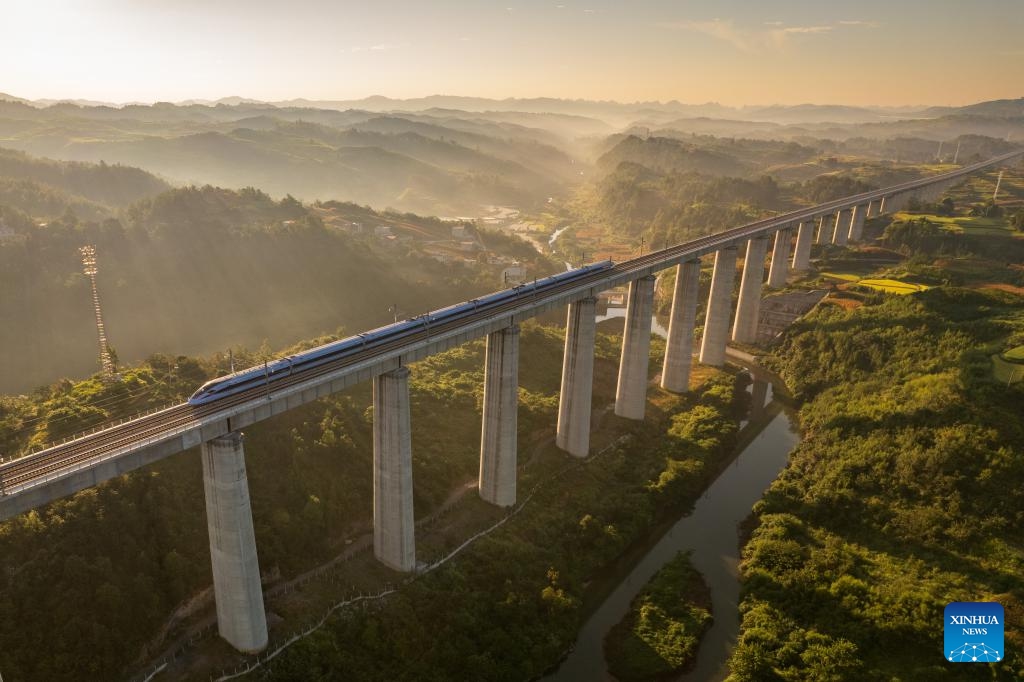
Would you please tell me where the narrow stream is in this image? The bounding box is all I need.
[545,379,799,682]
[549,225,571,247]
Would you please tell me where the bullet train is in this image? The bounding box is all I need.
[188,260,614,406]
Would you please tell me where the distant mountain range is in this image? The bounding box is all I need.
[5,92,1020,125]
[0,92,1019,214]
[0,97,592,214]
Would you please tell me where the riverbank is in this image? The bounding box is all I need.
[545,364,799,682]
[728,286,1024,679]
[280,387,746,680]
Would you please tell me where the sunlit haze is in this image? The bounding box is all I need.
[4,0,1022,106]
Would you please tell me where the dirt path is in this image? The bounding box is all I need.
[136,475,481,675]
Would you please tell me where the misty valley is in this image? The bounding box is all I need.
[2,5,1024,679]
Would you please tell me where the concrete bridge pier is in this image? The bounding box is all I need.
[373,366,416,572]
[557,296,598,457]
[201,432,268,653]
[767,228,791,288]
[791,220,814,272]
[866,198,880,219]
[732,237,768,344]
[479,324,520,507]
[699,247,737,366]
[615,276,656,420]
[832,209,851,246]
[661,260,701,393]
[848,204,867,242]
[815,215,829,244]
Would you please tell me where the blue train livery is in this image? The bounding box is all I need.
[188,261,613,405]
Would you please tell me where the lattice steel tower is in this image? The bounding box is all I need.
[79,245,116,377]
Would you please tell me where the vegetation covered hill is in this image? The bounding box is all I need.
[596,136,753,178]
[641,108,1024,147]
[0,99,582,215]
[544,132,1020,266]
[0,323,746,681]
[244,349,745,682]
[0,147,169,220]
[729,286,1024,680]
[0,181,550,394]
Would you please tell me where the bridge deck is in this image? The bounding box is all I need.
[1,150,1020,520]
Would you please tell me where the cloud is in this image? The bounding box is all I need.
[838,20,880,27]
[780,25,831,34]
[662,18,837,51]
[348,43,404,53]
[661,19,752,50]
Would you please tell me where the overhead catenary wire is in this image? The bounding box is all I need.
[3,149,1021,495]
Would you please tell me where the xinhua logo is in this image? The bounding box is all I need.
[945,602,1004,663]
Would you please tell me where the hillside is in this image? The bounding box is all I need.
[0,317,750,681]
[544,131,1021,269]
[0,183,552,394]
[731,286,1024,679]
[0,147,169,219]
[0,100,584,215]
[595,136,752,178]
[2,95,1021,216]
[921,97,1024,119]
[743,103,899,124]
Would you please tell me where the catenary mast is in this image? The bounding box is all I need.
[79,245,116,378]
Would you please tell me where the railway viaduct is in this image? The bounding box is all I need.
[1,151,1021,653]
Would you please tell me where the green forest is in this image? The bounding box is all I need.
[544,133,1020,265]
[729,286,1024,680]
[0,321,749,680]
[1,91,1023,681]
[605,550,713,681]
[0,155,546,394]
[246,344,747,681]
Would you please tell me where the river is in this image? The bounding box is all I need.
[596,306,669,338]
[545,376,799,682]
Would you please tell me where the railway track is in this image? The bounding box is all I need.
[2,150,1020,496]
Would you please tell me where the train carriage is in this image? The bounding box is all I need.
[188,260,613,405]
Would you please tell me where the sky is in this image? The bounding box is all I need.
[2,0,1022,107]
